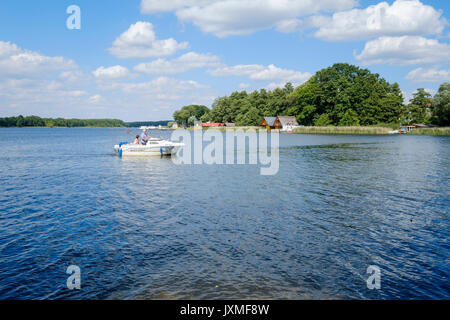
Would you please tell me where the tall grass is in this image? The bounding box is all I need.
[292,126,392,135]
[409,127,450,136]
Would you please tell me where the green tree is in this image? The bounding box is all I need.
[16,115,24,127]
[171,63,405,128]
[236,106,261,126]
[296,105,316,126]
[406,88,432,124]
[432,82,450,126]
[287,64,403,126]
[173,105,210,126]
[315,114,332,126]
[339,109,360,126]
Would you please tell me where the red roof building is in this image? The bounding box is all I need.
[202,123,225,127]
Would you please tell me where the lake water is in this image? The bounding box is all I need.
[0,128,448,299]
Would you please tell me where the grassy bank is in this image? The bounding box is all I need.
[292,126,392,135]
[409,127,450,136]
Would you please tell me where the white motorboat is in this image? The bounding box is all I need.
[114,138,184,157]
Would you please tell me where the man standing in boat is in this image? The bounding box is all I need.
[139,129,151,145]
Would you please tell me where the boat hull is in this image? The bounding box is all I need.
[114,141,183,157]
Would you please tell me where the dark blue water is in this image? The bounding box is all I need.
[0,128,448,299]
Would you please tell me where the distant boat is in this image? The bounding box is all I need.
[114,138,184,157]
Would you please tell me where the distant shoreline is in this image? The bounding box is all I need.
[0,115,173,129]
[183,126,450,136]
[2,126,449,136]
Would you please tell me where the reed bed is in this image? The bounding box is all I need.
[292,126,392,135]
[409,127,450,136]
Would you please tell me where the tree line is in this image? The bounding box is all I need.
[126,120,172,127]
[173,63,450,127]
[0,116,126,128]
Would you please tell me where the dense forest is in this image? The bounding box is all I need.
[0,117,176,128]
[0,116,126,128]
[173,63,450,127]
[126,120,172,127]
[173,105,211,127]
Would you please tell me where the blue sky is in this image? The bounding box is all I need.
[0,0,449,121]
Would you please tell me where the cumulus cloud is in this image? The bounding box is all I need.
[405,67,450,83]
[122,77,208,95]
[355,36,450,65]
[276,16,331,33]
[0,41,76,77]
[109,21,189,59]
[134,52,221,75]
[88,94,103,104]
[0,41,94,115]
[210,64,311,84]
[315,0,446,41]
[209,64,263,77]
[141,0,356,37]
[141,0,211,13]
[92,65,132,79]
[0,78,88,109]
[59,70,88,84]
[102,77,213,107]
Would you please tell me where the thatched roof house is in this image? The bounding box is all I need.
[277,116,299,130]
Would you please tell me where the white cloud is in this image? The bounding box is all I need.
[276,16,332,33]
[210,64,311,84]
[122,77,208,95]
[0,41,94,114]
[93,65,132,79]
[0,78,88,107]
[276,19,305,33]
[88,94,103,104]
[134,51,221,75]
[59,70,88,84]
[251,64,310,82]
[315,0,446,41]
[94,77,211,100]
[405,67,450,82]
[209,64,264,77]
[0,41,76,77]
[355,36,450,65]
[142,0,356,37]
[141,0,211,13]
[109,21,189,59]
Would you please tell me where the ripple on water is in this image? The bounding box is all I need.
[0,129,448,299]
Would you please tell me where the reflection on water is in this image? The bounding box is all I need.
[0,128,448,299]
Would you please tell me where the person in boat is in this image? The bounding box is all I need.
[139,129,151,145]
[133,135,140,144]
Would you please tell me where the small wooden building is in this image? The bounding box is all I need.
[259,117,281,130]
